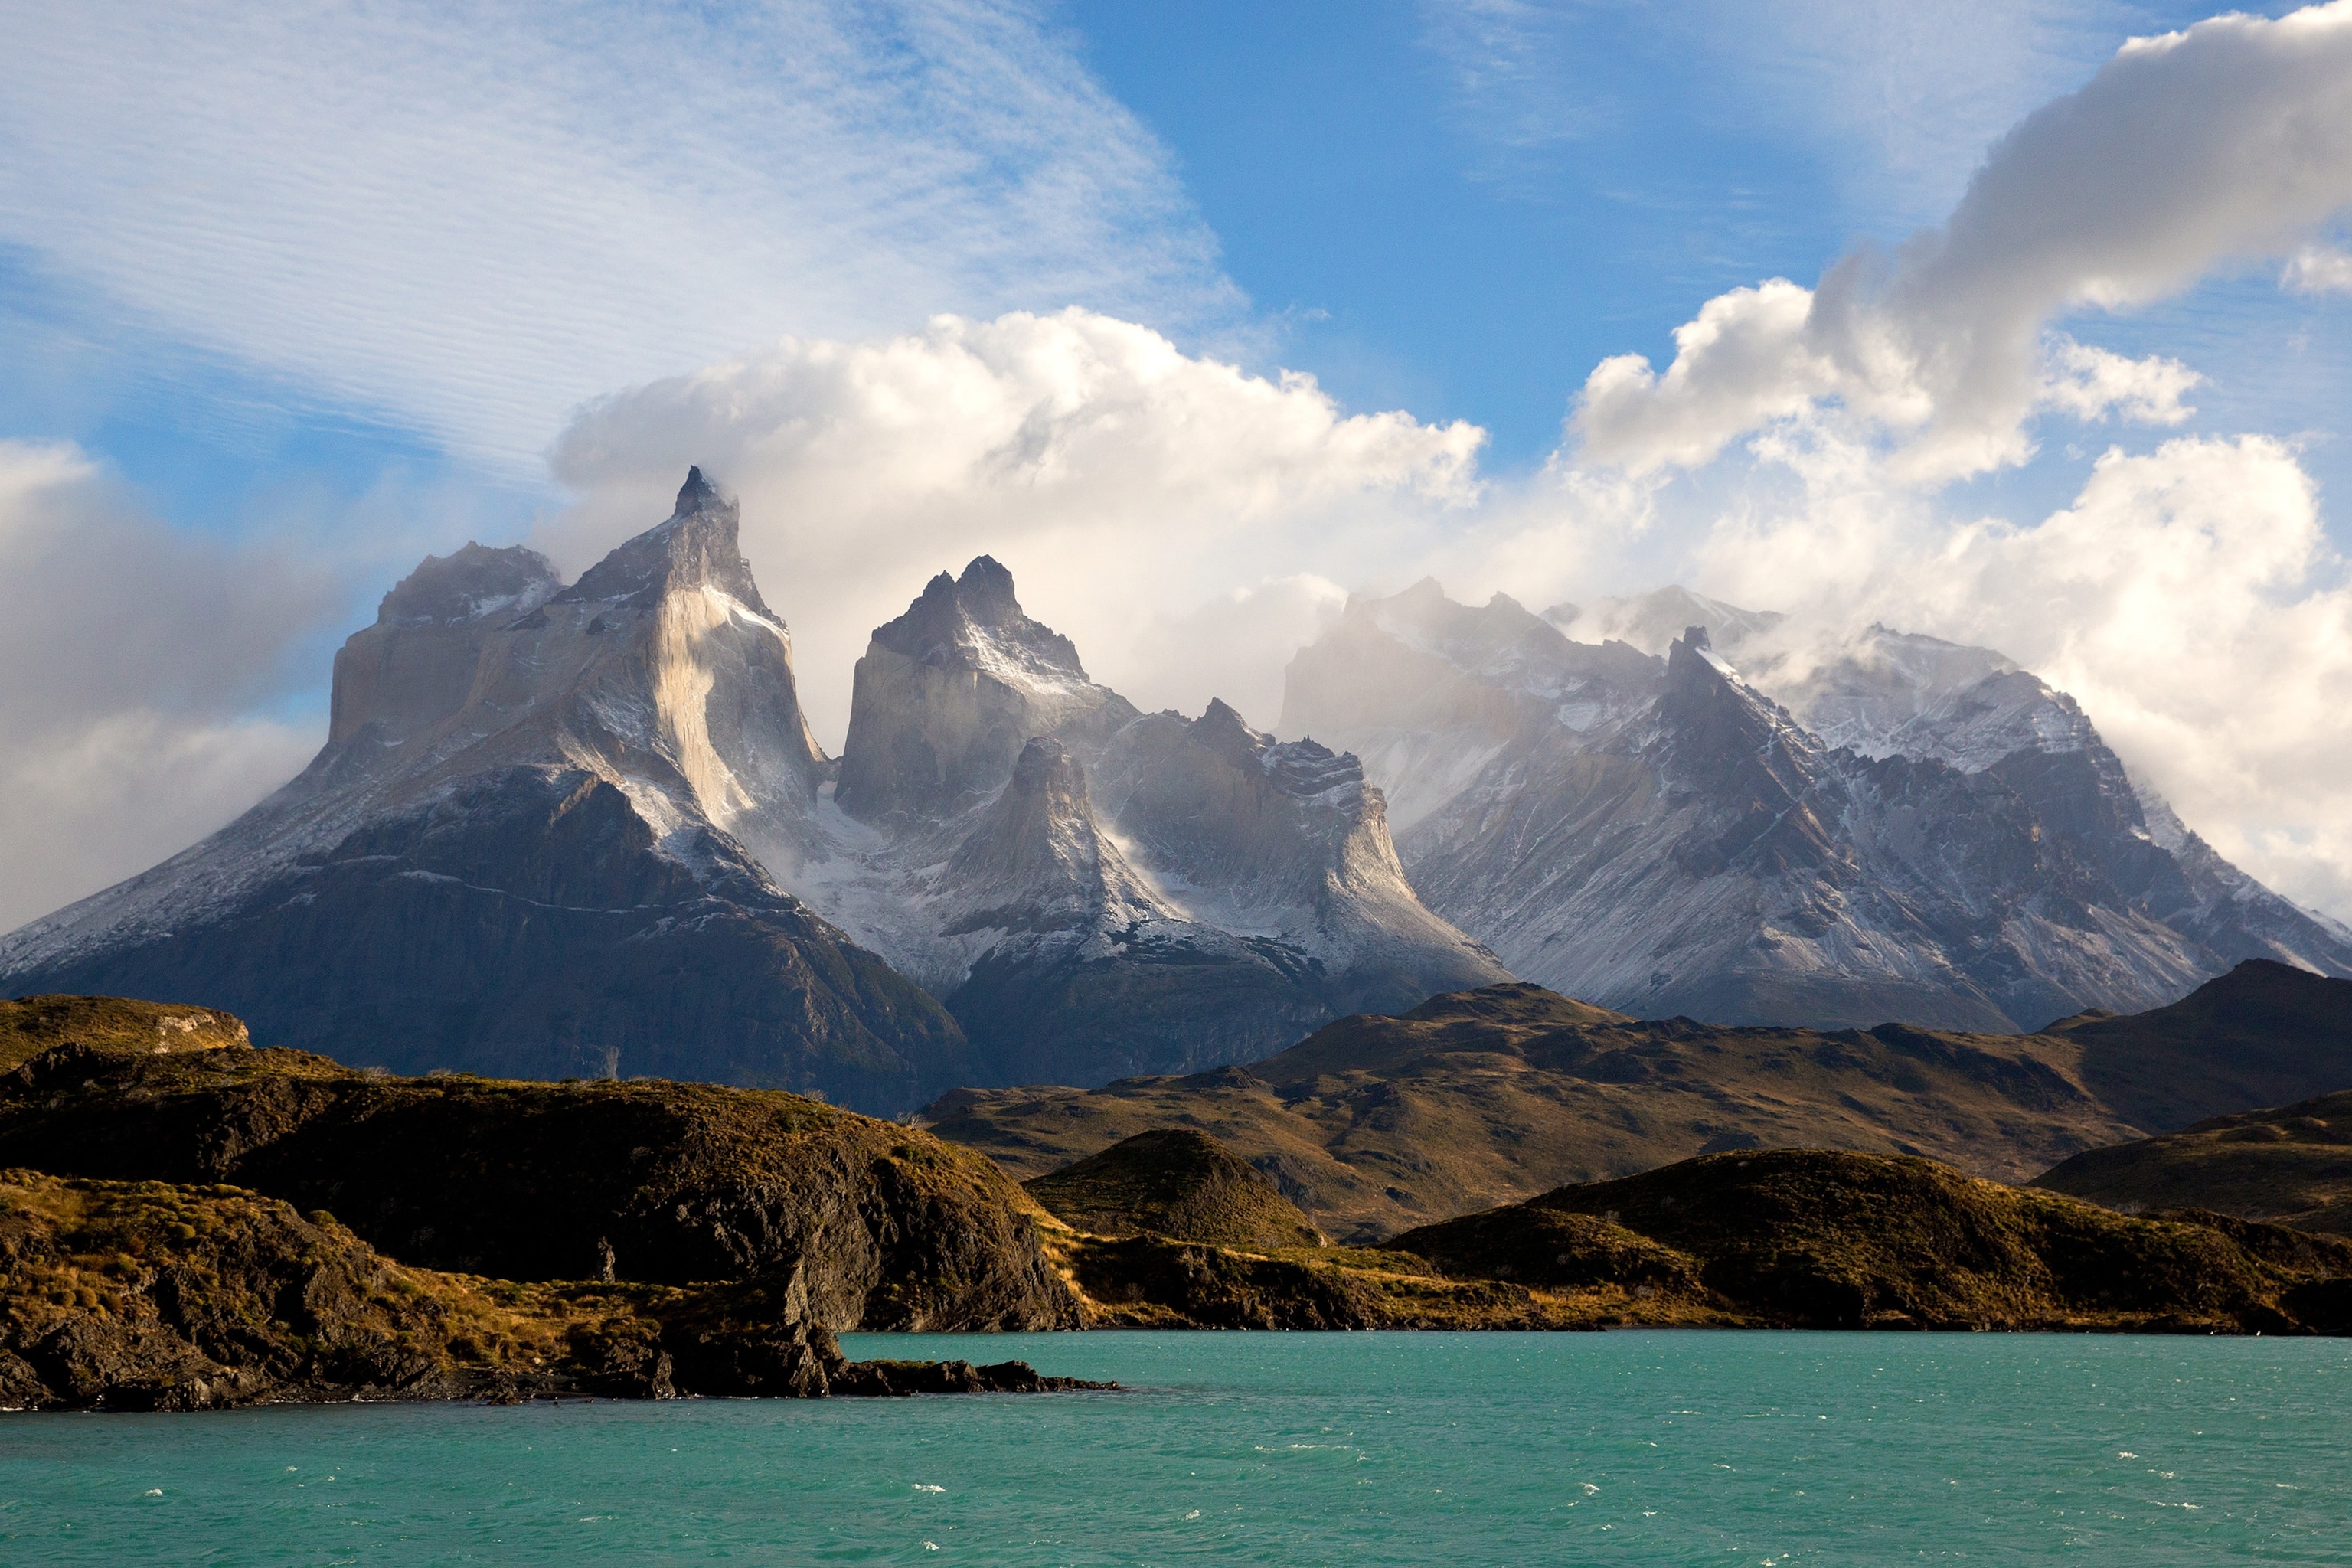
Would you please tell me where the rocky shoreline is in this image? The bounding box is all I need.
[0,1170,1110,1413]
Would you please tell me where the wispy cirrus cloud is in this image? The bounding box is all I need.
[1416,0,2138,224]
[0,1,1239,473]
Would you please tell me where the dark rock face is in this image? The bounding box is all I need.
[1285,584,2352,1032]
[9,769,974,1112]
[0,471,970,1114]
[0,1170,1108,1411]
[1391,1148,2352,1333]
[1025,1129,1325,1249]
[0,1040,1080,1332]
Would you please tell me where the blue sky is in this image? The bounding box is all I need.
[6,0,2352,924]
[8,0,2330,533]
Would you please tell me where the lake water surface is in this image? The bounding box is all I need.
[2,1331,2345,1564]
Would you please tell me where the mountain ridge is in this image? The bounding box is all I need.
[1282,581,2352,1031]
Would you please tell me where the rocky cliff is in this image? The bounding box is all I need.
[0,1169,1102,1410]
[0,472,974,1112]
[0,1033,1080,1332]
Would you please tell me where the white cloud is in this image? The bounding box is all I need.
[542,309,1485,743]
[0,2,1234,472]
[0,443,335,928]
[2037,336,2200,426]
[1569,2,2352,482]
[2285,244,2352,292]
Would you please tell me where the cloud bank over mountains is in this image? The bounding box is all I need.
[540,309,1484,738]
[1571,2,2352,482]
[1533,2,2352,919]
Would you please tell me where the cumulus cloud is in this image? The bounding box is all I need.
[0,2,1233,472]
[2285,244,2352,293]
[543,309,1485,741]
[1571,2,2352,481]
[0,444,333,928]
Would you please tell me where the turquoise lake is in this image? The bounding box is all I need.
[2,1331,2346,1563]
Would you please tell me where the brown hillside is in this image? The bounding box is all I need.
[1390,1148,2352,1333]
[1026,1129,1324,1249]
[2047,959,2352,1131]
[0,1035,1076,1331]
[926,982,2141,1241]
[0,995,248,1071]
[929,968,2352,1243]
[2035,1088,2352,1233]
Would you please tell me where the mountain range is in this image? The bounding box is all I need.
[0,472,1498,1109]
[1282,581,2352,1032]
[4,469,2346,1108]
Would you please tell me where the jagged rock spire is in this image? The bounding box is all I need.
[553,466,773,618]
[676,465,720,514]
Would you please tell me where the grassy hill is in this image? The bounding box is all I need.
[1025,1129,1325,1249]
[0,995,248,1070]
[2035,1089,2352,1233]
[929,965,2352,1243]
[1385,1148,2352,1333]
[2045,960,2352,1130]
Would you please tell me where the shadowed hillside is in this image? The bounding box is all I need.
[929,965,2352,1243]
[2036,1089,2352,1233]
[0,1034,1077,1331]
[1025,1129,1325,1250]
[2046,960,2352,1131]
[1387,1148,2352,1333]
[0,1170,1106,1411]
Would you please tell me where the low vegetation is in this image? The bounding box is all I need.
[0,1170,1102,1411]
[1024,1129,1325,1250]
[929,965,2352,1243]
[2036,1089,2352,1233]
[1390,1148,2352,1333]
[0,995,248,1071]
[0,1024,1079,1331]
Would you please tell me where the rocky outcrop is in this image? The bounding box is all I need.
[0,995,248,1071]
[0,1169,1106,1410]
[0,1035,1080,1332]
[0,471,972,1113]
[1282,582,2352,1031]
